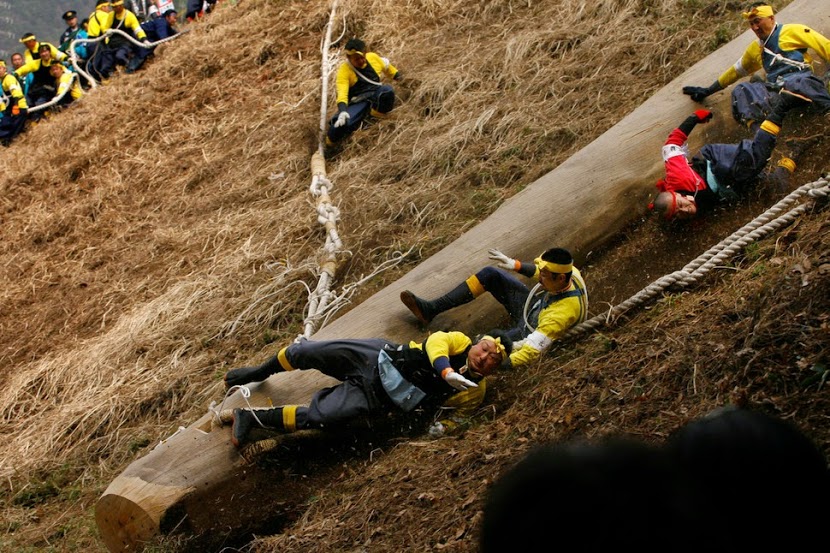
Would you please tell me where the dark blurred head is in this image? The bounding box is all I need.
[666,407,829,550]
[481,437,699,553]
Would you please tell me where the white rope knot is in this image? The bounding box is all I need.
[316,203,341,225]
[310,175,333,196]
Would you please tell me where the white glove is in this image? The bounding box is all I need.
[444,370,478,391]
[428,422,445,438]
[334,111,350,128]
[488,248,517,271]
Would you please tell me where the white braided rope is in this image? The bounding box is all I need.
[317,6,346,155]
[26,71,81,113]
[297,1,346,341]
[564,176,829,340]
[207,384,273,429]
[67,27,187,91]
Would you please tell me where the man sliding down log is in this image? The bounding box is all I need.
[650,88,812,221]
[225,329,512,443]
[401,247,588,369]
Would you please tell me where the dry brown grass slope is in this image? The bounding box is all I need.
[1,0,827,551]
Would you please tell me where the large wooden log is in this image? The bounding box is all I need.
[95,1,830,550]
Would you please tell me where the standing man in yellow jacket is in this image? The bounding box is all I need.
[682,3,830,128]
[86,0,115,81]
[326,38,402,150]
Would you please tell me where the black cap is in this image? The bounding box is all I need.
[62,10,77,20]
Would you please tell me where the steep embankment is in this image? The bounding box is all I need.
[2,0,827,551]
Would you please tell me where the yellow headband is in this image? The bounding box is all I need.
[742,5,773,19]
[480,335,506,359]
[20,35,36,43]
[534,257,573,274]
[0,60,5,67]
[344,49,365,56]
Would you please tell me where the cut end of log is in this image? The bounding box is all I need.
[96,492,158,552]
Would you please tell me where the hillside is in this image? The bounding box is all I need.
[1,0,827,551]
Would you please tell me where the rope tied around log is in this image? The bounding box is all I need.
[208,384,274,429]
[565,175,829,341]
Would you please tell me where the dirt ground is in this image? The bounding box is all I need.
[0,0,827,551]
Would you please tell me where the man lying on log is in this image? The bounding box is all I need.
[225,330,512,445]
[401,247,588,369]
[650,88,811,221]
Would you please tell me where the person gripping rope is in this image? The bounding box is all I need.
[401,248,588,369]
[49,63,84,108]
[15,45,64,115]
[107,0,150,73]
[325,38,402,151]
[225,330,512,446]
[650,89,810,221]
[0,60,29,145]
[86,0,116,81]
[682,3,830,129]
[126,8,178,73]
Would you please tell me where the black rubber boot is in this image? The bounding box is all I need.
[400,282,475,325]
[231,407,286,447]
[224,355,283,389]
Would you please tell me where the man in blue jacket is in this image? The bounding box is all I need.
[126,8,178,73]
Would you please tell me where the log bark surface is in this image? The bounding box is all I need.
[95,1,830,549]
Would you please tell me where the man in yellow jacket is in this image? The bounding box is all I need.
[225,330,512,446]
[401,247,588,369]
[108,0,150,72]
[86,0,115,81]
[50,63,84,108]
[326,38,402,149]
[14,45,63,114]
[19,33,69,65]
[0,60,29,145]
[682,3,830,128]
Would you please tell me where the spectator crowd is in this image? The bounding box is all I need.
[0,1,223,146]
